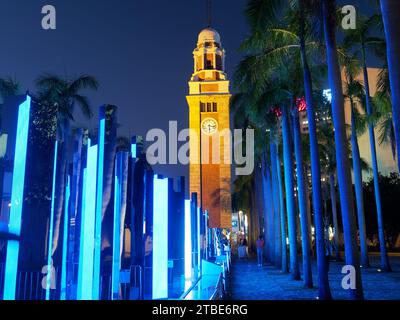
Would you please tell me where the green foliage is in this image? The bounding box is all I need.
[0,77,20,102]
[35,74,99,140]
[363,173,400,245]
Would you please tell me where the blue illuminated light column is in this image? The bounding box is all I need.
[152,175,168,299]
[190,193,198,275]
[93,113,105,300]
[197,206,201,276]
[3,95,31,300]
[60,175,71,300]
[184,200,192,279]
[112,152,128,300]
[77,141,98,300]
[46,140,58,300]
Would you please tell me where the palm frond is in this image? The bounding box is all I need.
[72,94,93,119]
[245,0,283,31]
[68,75,99,95]
[0,77,20,100]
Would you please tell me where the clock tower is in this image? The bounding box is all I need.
[186,28,232,228]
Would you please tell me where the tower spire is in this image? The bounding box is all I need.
[207,0,212,27]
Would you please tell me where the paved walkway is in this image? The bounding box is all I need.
[227,255,400,300]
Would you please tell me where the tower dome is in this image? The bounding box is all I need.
[197,28,221,45]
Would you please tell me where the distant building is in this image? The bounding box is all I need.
[298,68,397,177]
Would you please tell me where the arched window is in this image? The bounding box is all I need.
[216,55,222,70]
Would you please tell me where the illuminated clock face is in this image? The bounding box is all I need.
[201,118,218,135]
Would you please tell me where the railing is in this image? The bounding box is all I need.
[0,263,59,300]
[0,263,143,300]
[210,272,225,300]
[100,265,143,300]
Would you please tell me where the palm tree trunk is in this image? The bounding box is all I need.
[322,0,363,300]
[266,164,275,262]
[299,0,330,297]
[304,167,314,258]
[292,110,313,288]
[276,146,288,272]
[380,0,400,173]
[362,56,391,271]
[260,162,269,260]
[252,169,262,253]
[329,174,341,262]
[281,105,300,280]
[270,135,282,268]
[350,107,369,267]
[261,158,274,262]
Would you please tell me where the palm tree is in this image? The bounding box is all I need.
[231,94,265,252]
[321,0,363,299]
[374,92,396,158]
[380,0,400,172]
[341,53,370,267]
[372,36,398,158]
[0,77,20,130]
[292,105,313,287]
[35,74,99,259]
[276,142,289,272]
[270,130,282,268]
[343,14,391,272]
[297,1,332,298]
[241,0,331,297]
[261,156,275,262]
[281,104,301,280]
[318,107,371,264]
[247,65,313,285]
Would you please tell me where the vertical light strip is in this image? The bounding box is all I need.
[46,140,58,300]
[131,143,137,159]
[77,169,87,299]
[111,154,122,300]
[152,175,168,299]
[93,118,105,300]
[184,200,192,279]
[3,95,31,300]
[77,142,98,300]
[197,207,201,276]
[60,175,70,300]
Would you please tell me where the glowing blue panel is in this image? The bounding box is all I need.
[93,118,105,300]
[184,200,192,279]
[111,153,122,300]
[197,207,201,276]
[3,95,31,300]
[77,142,98,300]
[60,175,70,300]
[46,140,58,300]
[152,175,168,299]
[131,143,137,158]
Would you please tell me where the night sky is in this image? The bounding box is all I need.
[0,0,378,182]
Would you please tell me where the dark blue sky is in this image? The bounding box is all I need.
[0,0,377,180]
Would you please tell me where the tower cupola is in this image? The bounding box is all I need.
[191,27,227,83]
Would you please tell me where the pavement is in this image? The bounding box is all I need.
[227,255,400,300]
